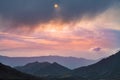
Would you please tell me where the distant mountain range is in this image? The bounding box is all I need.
[0,51,120,80]
[14,51,120,80]
[0,63,42,80]
[0,55,98,69]
[72,51,120,80]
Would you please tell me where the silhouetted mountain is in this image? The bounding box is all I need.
[0,62,43,80]
[73,51,120,80]
[15,62,71,77]
[0,55,97,69]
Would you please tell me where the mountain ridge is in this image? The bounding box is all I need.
[1,51,120,80]
[0,55,98,69]
[73,51,120,80]
[15,62,71,77]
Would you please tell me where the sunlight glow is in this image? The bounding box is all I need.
[54,4,59,8]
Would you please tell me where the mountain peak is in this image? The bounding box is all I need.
[52,62,59,65]
[25,61,50,66]
[15,61,71,77]
[34,61,39,64]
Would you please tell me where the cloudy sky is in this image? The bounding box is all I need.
[0,0,120,59]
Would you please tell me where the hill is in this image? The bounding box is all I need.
[73,51,120,80]
[0,62,43,80]
[15,62,71,77]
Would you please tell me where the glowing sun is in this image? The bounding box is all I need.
[54,4,59,8]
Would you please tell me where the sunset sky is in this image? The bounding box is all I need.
[0,0,120,59]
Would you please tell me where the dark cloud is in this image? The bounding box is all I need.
[93,47,102,52]
[0,0,119,29]
[0,0,54,25]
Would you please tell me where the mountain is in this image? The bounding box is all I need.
[15,62,71,77]
[0,62,43,80]
[0,55,97,69]
[73,51,120,80]
[1,61,86,80]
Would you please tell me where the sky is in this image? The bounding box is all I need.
[0,0,120,59]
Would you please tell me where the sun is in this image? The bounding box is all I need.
[54,4,59,8]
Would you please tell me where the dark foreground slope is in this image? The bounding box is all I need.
[0,63,43,80]
[73,51,120,80]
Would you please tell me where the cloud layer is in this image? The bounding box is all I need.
[0,0,120,59]
[0,0,119,30]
